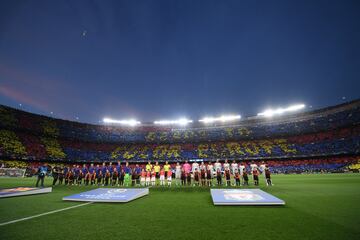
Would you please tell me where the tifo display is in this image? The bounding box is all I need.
[0,100,359,164]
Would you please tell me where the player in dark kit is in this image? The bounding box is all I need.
[77,170,83,185]
[112,168,118,186]
[225,169,231,186]
[265,166,272,186]
[68,169,75,185]
[242,170,249,186]
[69,169,75,185]
[131,169,137,186]
[186,172,191,186]
[216,169,222,186]
[234,171,241,186]
[181,169,186,185]
[104,169,110,186]
[119,169,125,186]
[253,168,259,186]
[90,171,96,185]
[82,164,89,185]
[58,167,64,185]
[96,170,103,186]
[206,168,212,187]
[52,166,60,186]
[73,165,79,185]
[84,171,90,186]
[64,166,69,185]
[200,168,206,186]
[101,163,107,184]
[89,163,95,185]
[194,170,200,186]
[65,168,71,185]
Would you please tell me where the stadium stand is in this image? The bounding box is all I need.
[0,100,359,172]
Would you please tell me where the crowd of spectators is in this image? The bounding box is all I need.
[51,125,360,161]
[0,129,26,158]
[1,100,360,144]
[0,102,359,174]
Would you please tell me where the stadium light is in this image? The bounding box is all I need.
[199,115,241,123]
[103,118,141,126]
[154,118,193,126]
[257,104,305,117]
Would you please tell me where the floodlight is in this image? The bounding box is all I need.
[257,104,305,117]
[103,118,141,126]
[154,118,193,126]
[199,115,241,123]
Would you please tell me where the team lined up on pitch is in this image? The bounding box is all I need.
[49,160,273,187]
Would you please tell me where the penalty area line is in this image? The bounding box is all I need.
[0,202,93,227]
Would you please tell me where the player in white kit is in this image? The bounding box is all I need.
[231,160,239,174]
[199,161,206,171]
[259,161,267,185]
[239,163,245,183]
[206,162,214,186]
[231,160,239,185]
[214,159,222,172]
[250,161,258,171]
[207,162,214,175]
[192,161,199,173]
[223,159,230,171]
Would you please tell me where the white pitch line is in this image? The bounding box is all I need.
[0,202,93,227]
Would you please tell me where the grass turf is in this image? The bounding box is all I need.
[0,174,360,240]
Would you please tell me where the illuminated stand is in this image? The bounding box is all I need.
[63,188,149,203]
[0,187,52,198]
[211,189,285,206]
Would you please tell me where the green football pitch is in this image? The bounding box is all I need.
[0,174,360,240]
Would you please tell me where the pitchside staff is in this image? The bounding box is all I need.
[49,161,273,187]
[36,163,48,187]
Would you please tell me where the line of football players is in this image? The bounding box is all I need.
[51,160,273,187]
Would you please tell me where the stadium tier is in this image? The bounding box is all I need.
[0,100,359,171]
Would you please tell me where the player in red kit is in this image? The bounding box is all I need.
[140,169,146,186]
[151,170,156,186]
[167,170,172,186]
[146,171,151,186]
[160,168,165,186]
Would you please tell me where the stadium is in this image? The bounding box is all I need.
[1,1,360,240]
[1,99,360,239]
[0,100,360,169]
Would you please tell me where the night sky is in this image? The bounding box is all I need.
[0,0,359,124]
